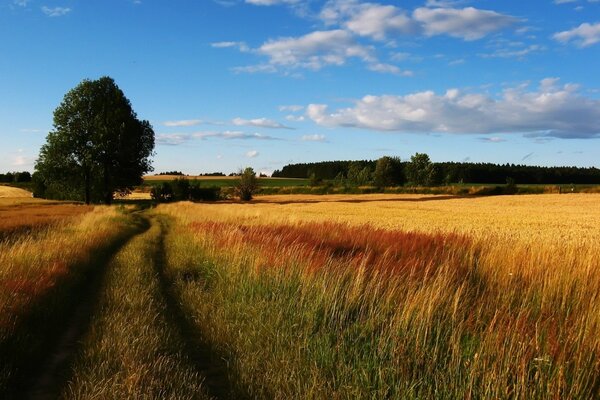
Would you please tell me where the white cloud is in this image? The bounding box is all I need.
[231,64,278,74]
[232,117,292,129]
[367,63,413,76]
[413,7,518,40]
[14,0,30,7]
[193,131,280,140]
[257,29,374,70]
[301,134,327,142]
[163,119,203,127]
[156,134,190,146]
[245,0,300,5]
[553,22,600,47]
[211,41,249,52]
[285,115,306,122]
[344,3,416,40]
[480,44,543,58]
[306,79,600,139]
[246,150,260,158]
[279,105,304,112]
[480,136,506,143]
[41,6,71,17]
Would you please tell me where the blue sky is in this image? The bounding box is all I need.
[1,0,599,175]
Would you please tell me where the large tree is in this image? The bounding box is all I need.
[35,77,154,204]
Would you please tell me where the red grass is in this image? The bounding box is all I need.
[189,221,472,280]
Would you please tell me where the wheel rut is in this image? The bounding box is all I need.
[22,216,150,400]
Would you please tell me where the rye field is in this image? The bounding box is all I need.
[0,192,599,399]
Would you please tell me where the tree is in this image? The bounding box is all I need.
[406,153,432,186]
[236,167,259,201]
[373,156,402,188]
[34,77,155,204]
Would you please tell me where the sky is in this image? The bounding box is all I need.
[1,0,599,175]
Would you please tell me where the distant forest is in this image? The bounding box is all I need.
[273,160,600,185]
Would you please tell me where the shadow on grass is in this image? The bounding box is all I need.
[0,214,149,400]
[153,217,251,400]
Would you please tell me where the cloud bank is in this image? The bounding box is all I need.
[306,79,600,139]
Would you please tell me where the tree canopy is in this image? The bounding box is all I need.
[34,77,155,204]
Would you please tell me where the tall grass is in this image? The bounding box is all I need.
[158,196,600,399]
[61,218,210,400]
[0,207,137,397]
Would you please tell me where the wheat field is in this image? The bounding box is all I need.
[156,193,600,399]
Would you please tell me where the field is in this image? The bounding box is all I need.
[143,175,309,188]
[0,193,599,398]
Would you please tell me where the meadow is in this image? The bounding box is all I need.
[0,192,598,399]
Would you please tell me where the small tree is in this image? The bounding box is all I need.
[236,167,258,201]
[406,153,432,186]
[373,156,402,188]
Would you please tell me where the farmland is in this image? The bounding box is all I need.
[0,193,599,398]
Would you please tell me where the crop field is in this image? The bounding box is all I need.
[0,193,599,399]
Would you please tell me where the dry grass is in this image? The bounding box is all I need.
[0,201,93,237]
[0,207,136,396]
[157,193,600,398]
[0,185,32,198]
[165,193,600,243]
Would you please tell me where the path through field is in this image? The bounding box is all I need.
[20,214,237,400]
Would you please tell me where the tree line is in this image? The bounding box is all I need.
[0,171,32,183]
[273,155,600,186]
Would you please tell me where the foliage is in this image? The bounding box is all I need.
[405,153,432,186]
[0,171,31,183]
[235,167,259,201]
[155,171,184,176]
[274,158,600,185]
[150,178,220,202]
[373,156,403,187]
[34,77,155,204]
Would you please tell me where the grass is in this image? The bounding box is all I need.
[155,194,600,399]
[1,193,599,398]
[0,206,139,398]
[60,217,210,399]
[0,200,92,240]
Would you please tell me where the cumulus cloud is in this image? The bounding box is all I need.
[321,1,516,41]
[163,119,203,127]
[232,117,292,129]
[246,150,259,158]
[413,7,518,40]
[553,22,600,47]
[257,29,374,70]
[306,79,600,139]
[41,6,71,17]
[320,1,416,40]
